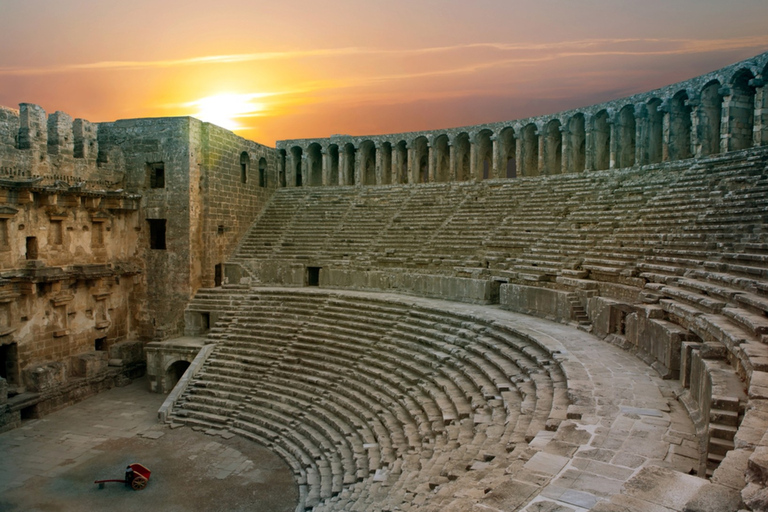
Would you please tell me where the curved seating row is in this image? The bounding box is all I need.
[172,288,567,510]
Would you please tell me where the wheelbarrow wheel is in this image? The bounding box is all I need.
[131,475,147,490]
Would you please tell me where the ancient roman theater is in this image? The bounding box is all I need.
[1,52,768,511]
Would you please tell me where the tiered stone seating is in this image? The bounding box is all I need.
[170,288,566,511]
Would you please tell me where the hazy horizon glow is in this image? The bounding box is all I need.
[2,1,767,145]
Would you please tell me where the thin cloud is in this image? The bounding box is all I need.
[1,36,766,77]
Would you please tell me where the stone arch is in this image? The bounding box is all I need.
[239,151,250,184]
[278,149,287,187]
[433,135,450,182]
[394,141,408,184]
[727,68,756,151]
[593,110,610,170]
[359,140,377,186]
[669,91,692,160]
[646,99,663,164]
[165,359,191,392]
[617,105,636,168]
[759,62,768,146]
[342,143,356,185]
[454,133,471,181]
[568,114,586,173]
[307,143,323,186]
[380,142,392,185]
[521,123,539,176]
[258,157,267,187]
[290,146,303,187]
[544,120,562,174]
[474,129,493,180]
[327,144,340,186]
[498,126,516,178]
[699,80,723,156]
[413,136,429,183]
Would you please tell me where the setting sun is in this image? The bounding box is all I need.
[185,92,268,131]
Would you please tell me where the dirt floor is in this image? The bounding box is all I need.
[0,419,298,512]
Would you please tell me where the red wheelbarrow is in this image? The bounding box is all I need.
[95,463,151,491]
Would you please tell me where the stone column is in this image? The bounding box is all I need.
[491,135,500,179]
[660,100,671,162]
[321,149,329,186]
[514,129,524,176]
[374,144,383,185]
[584,114,595,171]
[537,126,545,175]
[449,143,456,181]
[560,125,571,173]
[408,147,416,184]
[751,79,767,146]
[688,95,704,157]
[634,103,648,166]
[469,142,478,181]
[608,116,617,169]
[354,147,362,187]
[427,145,435,183]
[719,86,735,153]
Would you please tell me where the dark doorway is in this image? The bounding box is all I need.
[94,337,107,351]
[201,312,210,333]
[25,237,38,260]
[214,264,223,287]
[307,267,321,286]
[167,360,191,391]
[0,342,19,387]
[490,280,503,304]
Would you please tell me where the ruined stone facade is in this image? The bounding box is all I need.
[2,51,768,510]
[0,106,276,429]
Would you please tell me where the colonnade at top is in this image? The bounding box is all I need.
[275,52,768,188]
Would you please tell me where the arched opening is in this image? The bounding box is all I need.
[475,130,493,180]
[307,143,323,186]
[328,144,340,186]
[360,140,376,185]
[647,99,663,164]
[290,146,303,187]
[413,136,429,183]
[455,133,470,181]
[670,91,693,160]
[617,105,636,168]
[728,69,756,151]
[544,120,562,174]
[166,360,191,392]
[700,80,723,156]
[395,141,408,184]
[522,123,538,176]
[343,143,356,185]
[499,127,516,178]
[239,151,250,183]
[380,142,392,185]
[433,135,450,182]
[593,110,610,170]
[258,157,267,187]
[568,114,586,172]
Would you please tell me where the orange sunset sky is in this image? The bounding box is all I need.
[2,0,768,146]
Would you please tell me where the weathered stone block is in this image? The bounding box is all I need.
[108,340,144,364]
[501,284,571,322]
[71,351,108,378]
[23,362,67,392]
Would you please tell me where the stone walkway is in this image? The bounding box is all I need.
[0,377,297,512]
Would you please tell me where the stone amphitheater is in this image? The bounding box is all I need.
[2,52,768,511]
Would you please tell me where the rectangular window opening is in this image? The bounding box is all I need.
[147,219,167,250]
[94,337,107,351]
[148,162,165,189]
[26,236,38,260]
[0,219,8,250]
[50,220,63,245]
[307,267,321,287]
